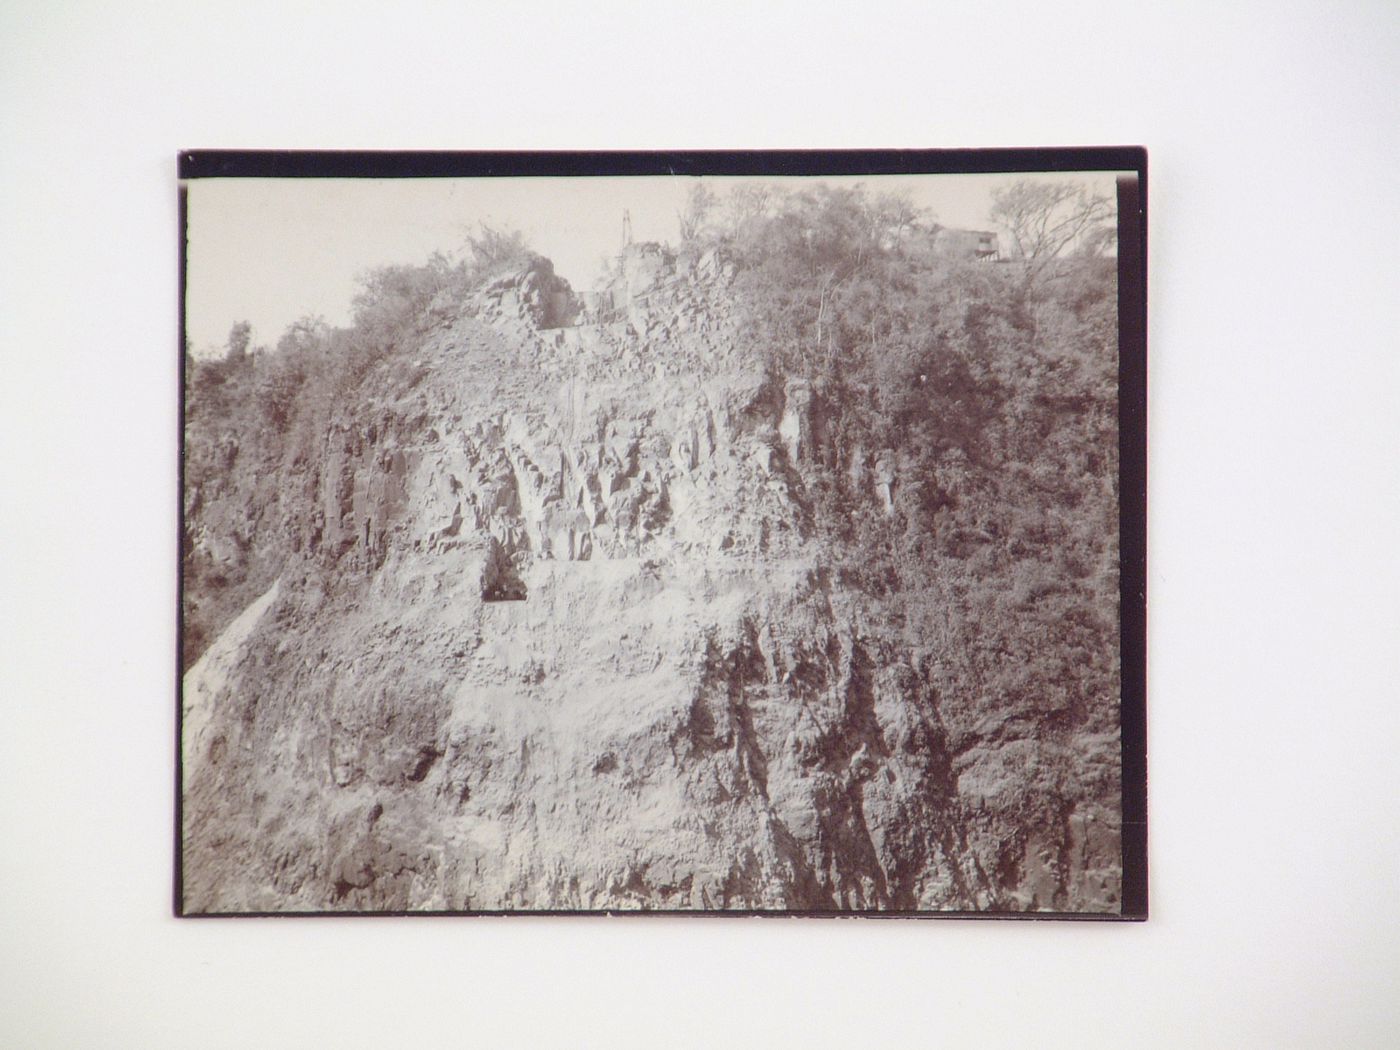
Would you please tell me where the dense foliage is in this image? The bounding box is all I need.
[183,182,1123,912]
[691,182,1121,759]
[182,225,535,666]
[186,187,1121,767]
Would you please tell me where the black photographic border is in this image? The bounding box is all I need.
[177,147,1148,920]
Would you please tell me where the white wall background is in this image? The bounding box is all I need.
[2,1,1397,1046]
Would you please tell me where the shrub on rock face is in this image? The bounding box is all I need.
[480,538,527,602]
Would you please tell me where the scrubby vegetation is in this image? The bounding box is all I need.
[182,178,1123,912]
[186,185,1120,761]
[182,224,536,666]
[680,182,1120,760]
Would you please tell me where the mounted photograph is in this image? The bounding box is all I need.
[178,150,1146,917]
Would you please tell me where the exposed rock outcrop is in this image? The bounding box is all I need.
[181,248,1121,914]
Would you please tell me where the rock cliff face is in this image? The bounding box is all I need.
[182,245,1121,913]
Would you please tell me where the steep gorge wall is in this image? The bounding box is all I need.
[181,248,1121,913]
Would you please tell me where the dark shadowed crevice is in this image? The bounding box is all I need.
[406,745,442,783]
[481,545,527,602]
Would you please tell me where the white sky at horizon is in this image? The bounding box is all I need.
[184,170,1123,356]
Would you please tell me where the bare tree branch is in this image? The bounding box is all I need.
[990,180,1113,290]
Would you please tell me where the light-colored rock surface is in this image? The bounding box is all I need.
[181,245,1121,913]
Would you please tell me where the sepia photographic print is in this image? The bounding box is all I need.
[179,150,1147,917]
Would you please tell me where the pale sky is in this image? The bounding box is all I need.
[184,171,1122,356]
